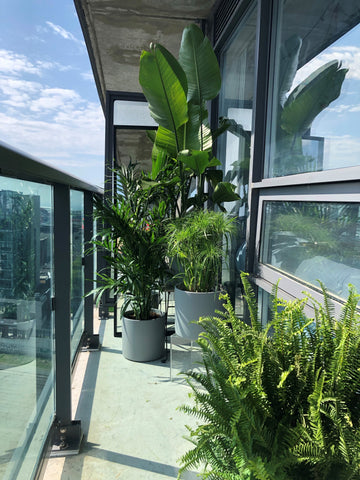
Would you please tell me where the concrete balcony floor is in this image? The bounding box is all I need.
[43,312,201,480]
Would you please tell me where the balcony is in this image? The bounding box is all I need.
[0,142,200,479]
[0,142,99,479]
[43,311,200,480]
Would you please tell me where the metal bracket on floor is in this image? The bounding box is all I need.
[50,420,83,457]
[82,333,100,351]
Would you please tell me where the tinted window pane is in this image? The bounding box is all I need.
[217,4,257,312]
[266,0,360,177]
[260,201,360,298]
[0,177,54,479]
[70,190,84,360]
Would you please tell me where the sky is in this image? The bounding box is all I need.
[0,0,105,188]
[1,3,360,190]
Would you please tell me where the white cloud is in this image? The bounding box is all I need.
[327,103,360,114]
[0,48,104,186]
[37,60,73,72]
[30,87,81,112]
[323,135,360,169]
[0,103,104,183]
[0,49,41,76]
[290,45,360,91]
[81,71,95,81]
[0,76,41,102]
[0,49,74,79]
[46,21,85,47]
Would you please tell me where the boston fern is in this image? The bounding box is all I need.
[178,273,360,479]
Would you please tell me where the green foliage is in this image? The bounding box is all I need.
[178,273,360,479]
[166,209,235,292]
[139,23,239,215]
[90,163,168,320]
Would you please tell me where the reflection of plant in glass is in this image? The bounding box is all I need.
[266,202,360,271]
[273,35,348,175]
[223,120,251,210]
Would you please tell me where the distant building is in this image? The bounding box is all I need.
[0,190,41,299]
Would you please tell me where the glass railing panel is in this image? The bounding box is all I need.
[70,190,84,360]
[0,176,54,480]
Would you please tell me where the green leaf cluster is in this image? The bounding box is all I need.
[89,163,169,320]
[139,24,240,215]
[166,209,235,292]
[178,273,360,479]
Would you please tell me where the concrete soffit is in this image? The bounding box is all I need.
[74,0,218,112]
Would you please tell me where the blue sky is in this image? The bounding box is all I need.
[0,0,104,187]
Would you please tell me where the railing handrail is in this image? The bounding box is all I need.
[0,141,103,194]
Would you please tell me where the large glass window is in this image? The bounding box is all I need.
[260,201,360,299]
[217,4,257,311]
[70,190,84,360]
[0,177,54,479]
[266,0,360,177]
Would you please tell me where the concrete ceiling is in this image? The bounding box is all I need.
[74,0,218,111]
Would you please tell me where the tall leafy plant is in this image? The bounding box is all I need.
[90,163,168,320]
[178,273,360,479]
[166,209,235,292]
[139,24,239,214]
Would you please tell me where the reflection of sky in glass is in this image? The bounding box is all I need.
[0,177,85,211]
[0,176,52,208]
[291,24,360,169]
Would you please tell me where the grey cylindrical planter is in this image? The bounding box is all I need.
[174,288,225,340]
[122,310,165,362]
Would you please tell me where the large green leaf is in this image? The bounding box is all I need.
[281,60,348,136]
[212,182,240,204]
[150,147,167,180]
[212,117,232,142]
[278,35,302,108]
[178,149,211,175]
[178,24,221,104]
[206,169,223,187]
[186,101,213,151]
[139,44,188,142]
[154,126,178,158]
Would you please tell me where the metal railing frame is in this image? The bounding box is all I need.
[0,141,103,474]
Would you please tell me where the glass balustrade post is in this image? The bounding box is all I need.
[51,183,82,456]
[84,191,99,349]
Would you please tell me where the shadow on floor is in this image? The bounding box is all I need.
[80,442,198,478]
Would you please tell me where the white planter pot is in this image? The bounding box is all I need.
[122,310,165,362]
[174,288,225,341]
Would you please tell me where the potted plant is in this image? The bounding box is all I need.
[139,23,240,216]
[139,24,239,339]
[178,274,360,479]
[91,163,169,362]
[166,209,235,339]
